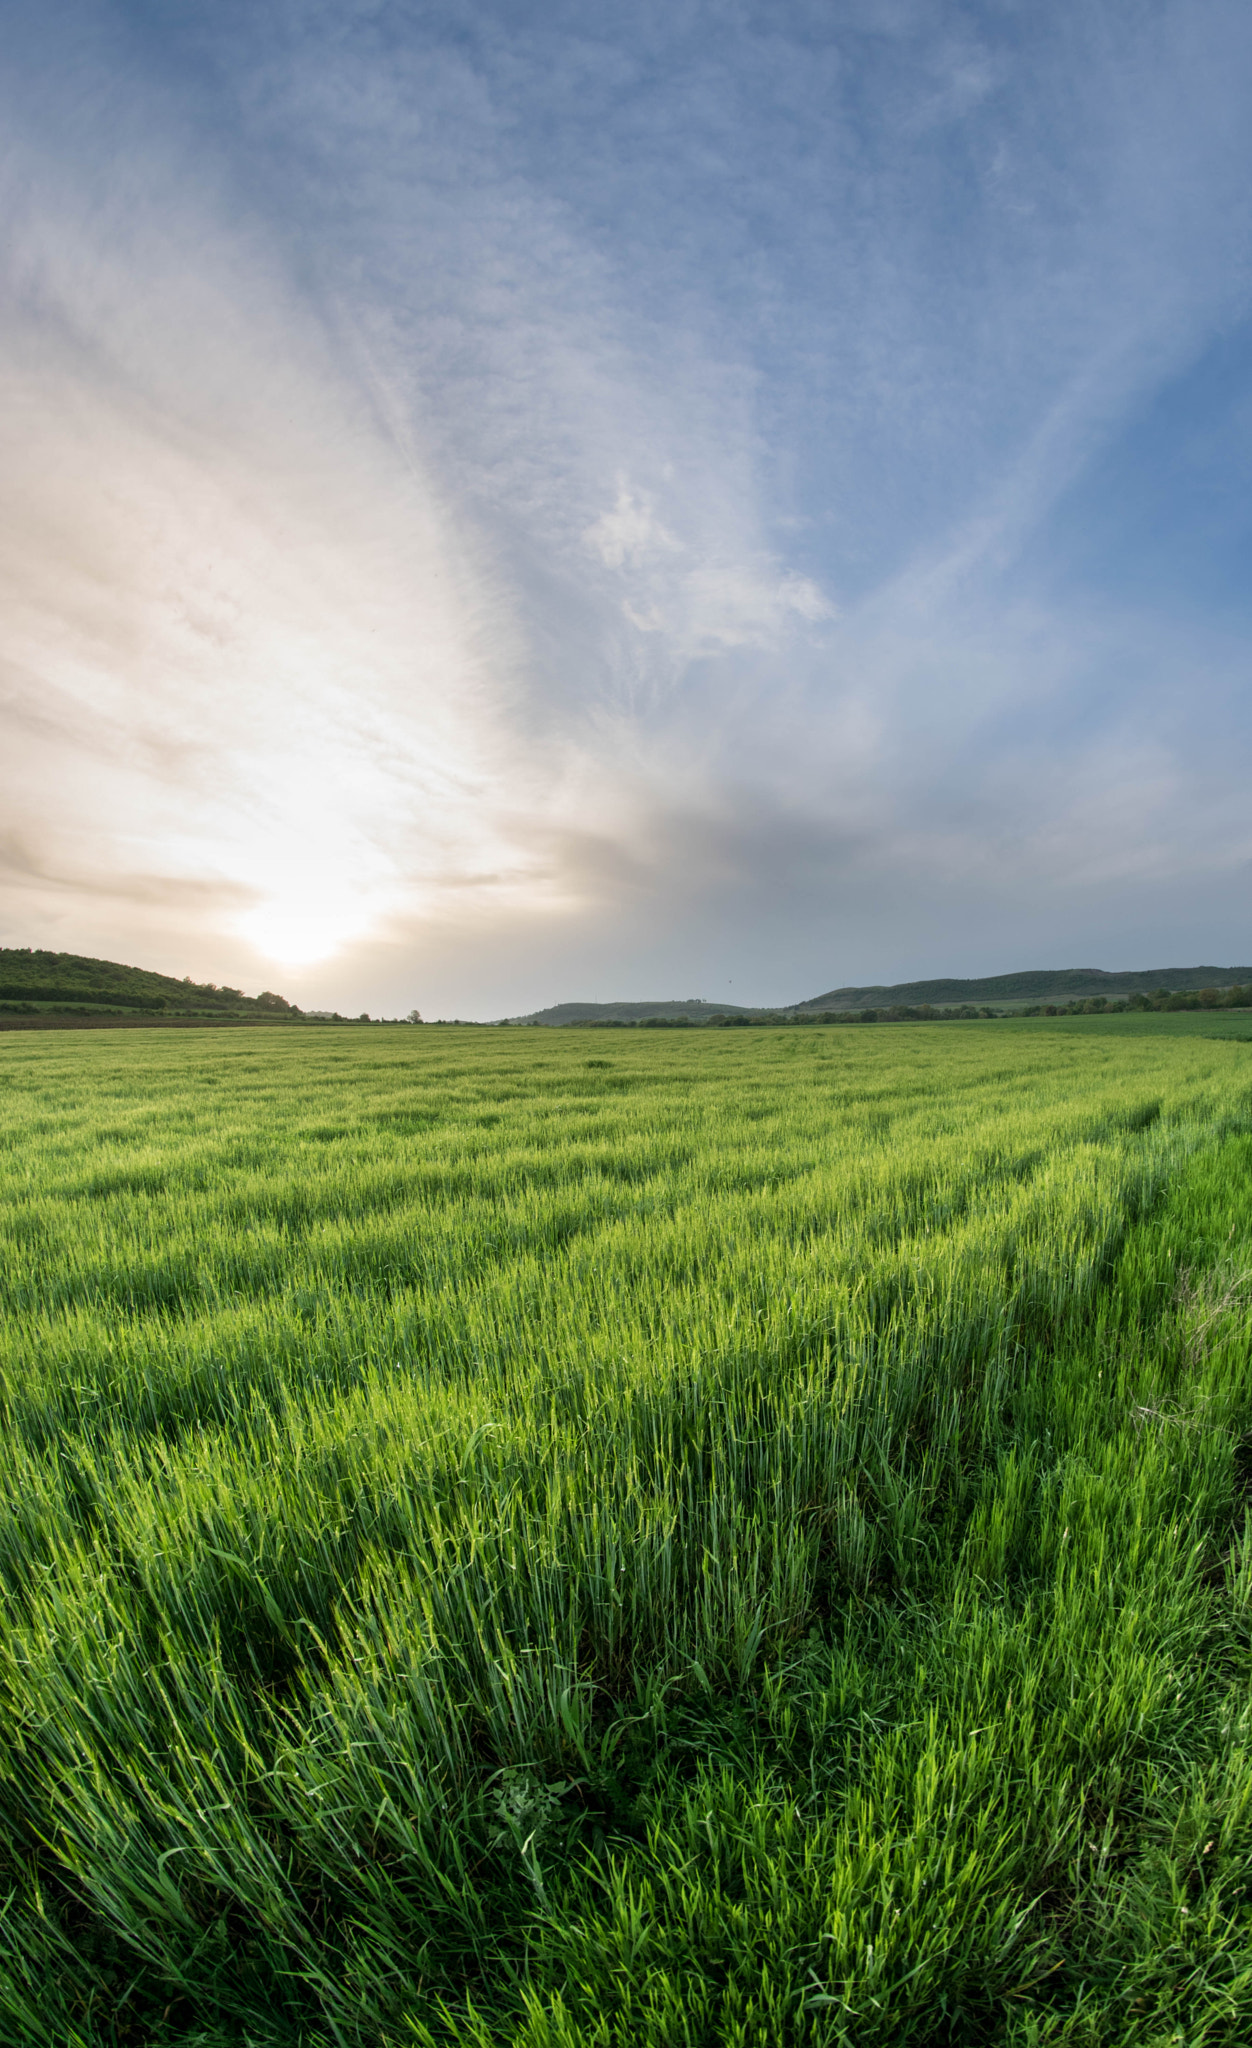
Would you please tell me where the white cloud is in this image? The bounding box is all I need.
[584,485,682,570]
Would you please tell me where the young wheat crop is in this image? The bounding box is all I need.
[0,1021,1250,2044]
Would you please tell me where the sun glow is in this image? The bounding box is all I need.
[236,893,374,968]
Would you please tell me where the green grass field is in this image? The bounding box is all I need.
[1,1018,1251,2045]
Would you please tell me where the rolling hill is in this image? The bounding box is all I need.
[793,965,1252,1011]
[506,965,1252,1025]
[7,951,1251,1032]
[502,998,757,1025]
[0,949,299,1021]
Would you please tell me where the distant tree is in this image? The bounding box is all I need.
[407,1008,423,1024]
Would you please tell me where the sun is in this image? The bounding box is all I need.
[236,891,374,968]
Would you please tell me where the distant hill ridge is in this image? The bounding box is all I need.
[7,948,1250,1030]
[507,965,1252,1025]
[504,998,756,1025]
[796,965,1252,1011]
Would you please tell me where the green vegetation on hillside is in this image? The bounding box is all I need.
[0,947,298,1021]
[504,998,757,1025]
[797,963,1252,1011]
[816,987,1252,1025]
[507,975,1252,1029]
[0,1021,1251,2043]
[509,987,1252,1029]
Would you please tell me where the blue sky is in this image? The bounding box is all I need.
[1,0,1250,1013]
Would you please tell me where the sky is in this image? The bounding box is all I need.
[2,0,1252,1017]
